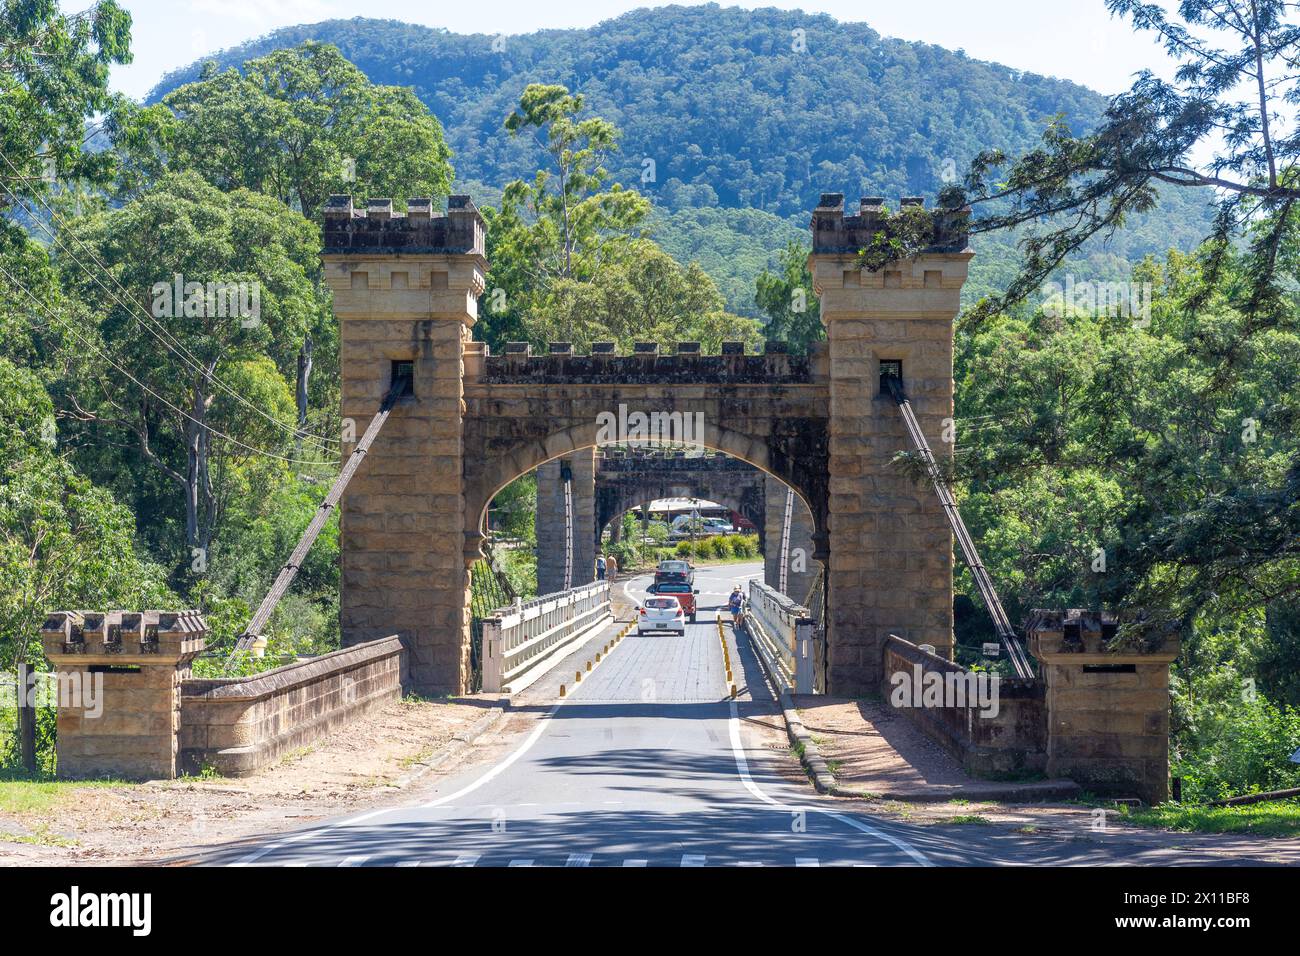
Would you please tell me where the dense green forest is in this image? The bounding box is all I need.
[2,1,1297,815]
[147,6,1214,314]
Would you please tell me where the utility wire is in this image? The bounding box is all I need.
[0,152,340,451]
[0,261,336,467]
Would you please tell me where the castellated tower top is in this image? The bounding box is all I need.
[322,195,486,257]
[810,194,970,255]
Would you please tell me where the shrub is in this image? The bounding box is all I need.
[708,535,730,558]
[1173,697,1300,802]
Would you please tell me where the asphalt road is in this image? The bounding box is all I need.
[199,561,940,867]
[191,562,1289,868]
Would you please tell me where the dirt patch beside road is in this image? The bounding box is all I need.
[0,695,496,865]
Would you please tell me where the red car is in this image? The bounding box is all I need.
[648,580,699,623]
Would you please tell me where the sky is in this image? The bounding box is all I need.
[105,0,1183,101]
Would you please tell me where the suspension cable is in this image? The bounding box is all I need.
[885,374,1035,679]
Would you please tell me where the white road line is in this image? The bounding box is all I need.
[509,859,534,867]
[725,701,932,867]
[737,861,764,867]
[233,620,593,863]
[566,853,592,867]
[622,859,648,867]
[339,855,369,867]
[451,852,481,867]
[396,860,422,867]
[681,854,707,866]
[795,857,819,867]
[417,702,563,809]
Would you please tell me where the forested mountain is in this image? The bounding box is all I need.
[150,5,1213,313]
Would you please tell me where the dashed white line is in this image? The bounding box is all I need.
[795,857,819,867]
[451,852,481,867]
[566,853,592,867]
[339,855,369,867]
[681,854,707,866]
[509,859,534,867]
[622,859,648,867]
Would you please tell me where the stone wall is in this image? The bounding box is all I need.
[535,449,596,594]
[39,611,206,780]
[179,636,405,777]
[882,635,1046,778]
[1027,610,1178,804]
[322,192,981,696]
[763,473,821,604]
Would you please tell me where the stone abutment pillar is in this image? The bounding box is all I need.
[811,194,971,695]
[535,447,597,594]
[764,474,820,605]
[40,611,206,780]
[323,195,486,695]
[1027,610,1179,804]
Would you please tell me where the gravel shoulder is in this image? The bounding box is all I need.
[0,694,497,865]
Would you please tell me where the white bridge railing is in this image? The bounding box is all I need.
[745,579,815,695]
[481,581,612,694]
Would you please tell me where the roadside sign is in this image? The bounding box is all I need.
[1290,746,1300,764]
[982,643,1001,657]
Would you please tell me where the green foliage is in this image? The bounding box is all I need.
[117,41,453,217]
[755,241,820,353]
[0,0,133,204]
[0,356,175,669]
[148,9,1215,317]
[941,0,1300,330]
[1121,799,1300,837]
[1172,697,1300,803]
[56,170,327,563]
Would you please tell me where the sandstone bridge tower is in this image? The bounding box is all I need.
[322,193,969,697]
[810,194,972,691]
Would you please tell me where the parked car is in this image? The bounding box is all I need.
[638,595,686,635]
[654,558,694,587]
[648,580,699,622]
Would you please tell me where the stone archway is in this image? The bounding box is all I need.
[323,192,970,695]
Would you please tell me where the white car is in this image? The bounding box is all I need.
[638,596,686,635]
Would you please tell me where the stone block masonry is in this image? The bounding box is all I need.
[180,636,404,776]
[811,194,971,693]
[1027,609,1179,804]
[322,191,971,696]
[39,610,206,780]
[40,609,407,780]
[324,195,486,695]
[535,449,597,594]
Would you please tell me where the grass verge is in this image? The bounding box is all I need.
[1120,798,1300,838]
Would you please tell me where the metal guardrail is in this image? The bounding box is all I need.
[745,579,815,695]
[481,581,611,693]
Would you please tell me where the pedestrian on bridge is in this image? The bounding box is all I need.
[596,555,607,581]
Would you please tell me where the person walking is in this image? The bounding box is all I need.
[596,555,607,581]
[606,552,618,581]
[729,586,745,628]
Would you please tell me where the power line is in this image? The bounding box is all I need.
[0,152,340,451]
[0,261,336,467]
